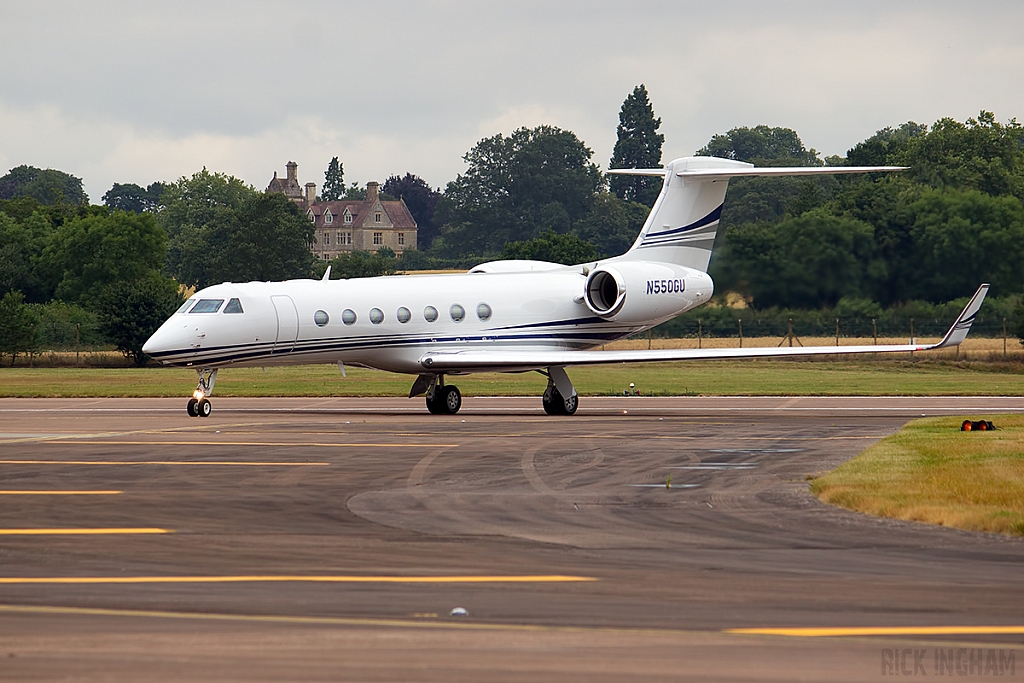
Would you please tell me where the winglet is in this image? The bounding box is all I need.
[929,284,990,349]
[322,266,332,281]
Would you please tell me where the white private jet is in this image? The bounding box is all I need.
[143,155,989,417]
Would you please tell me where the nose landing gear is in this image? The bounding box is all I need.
[187,369,217,417]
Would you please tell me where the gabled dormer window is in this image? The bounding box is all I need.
[324,209,333,224]
[307,209,315,223]
[344,210,352,224]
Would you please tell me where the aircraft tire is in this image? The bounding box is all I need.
[542,398,559,415]
[197,398,212,418]
[543,388,577,415]
[186,398,198,417]
[425,392,444,414]
[442,385,462,415]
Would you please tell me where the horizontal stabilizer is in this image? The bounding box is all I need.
[419,285,989,373]
[607,166,905,180]
[606,168,668,177]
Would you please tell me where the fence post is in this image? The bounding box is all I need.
[648,327,652,350]
[910,317,915,359]
[788,318,793,347]
[1004,318,1008,360]
[697,319,702,349]
[872,318,877,345]
[75,323,81,366]
[738,319,743,348]
[835,318,839,347]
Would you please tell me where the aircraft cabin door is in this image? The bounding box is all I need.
[270,295,299,355]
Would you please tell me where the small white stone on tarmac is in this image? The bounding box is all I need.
[450,607,469,617]
[659,418,664,421]
[462,420,465,423]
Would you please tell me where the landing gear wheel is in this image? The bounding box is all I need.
[187,398,198,417]
[542,395,559,415]
[542,387,578,415]
[442,385,462,415]
[426,391,444,414]
[197,398,212,417]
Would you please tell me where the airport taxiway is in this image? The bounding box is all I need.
[0,396,1022,681]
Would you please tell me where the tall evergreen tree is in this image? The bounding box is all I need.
[321,157,345,201]
[609,84,665,207]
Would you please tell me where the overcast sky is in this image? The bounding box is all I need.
[2,1,1023,202]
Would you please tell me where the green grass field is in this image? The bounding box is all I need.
[0,359,1020,397]
[811,416,1024,536]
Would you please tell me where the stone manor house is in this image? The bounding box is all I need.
[266,161,417,260]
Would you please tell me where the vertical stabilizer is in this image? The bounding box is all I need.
[609,156,751,272]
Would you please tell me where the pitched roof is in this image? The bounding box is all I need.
[308,199,417,230]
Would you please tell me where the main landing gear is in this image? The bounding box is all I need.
[426,378,462,415]
[409,366,578,416]
[541,366,578,415]
[186,369,217,418]
[409,374,462,414]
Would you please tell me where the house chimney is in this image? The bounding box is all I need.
[367,181,379,202]
[286,161,298,182]
[305,182,316,206]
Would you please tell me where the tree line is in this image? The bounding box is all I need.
[2,86,1023,364]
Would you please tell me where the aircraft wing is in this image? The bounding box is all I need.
[419,284,989,373]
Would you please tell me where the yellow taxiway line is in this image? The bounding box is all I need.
[51,441,459,448]
[0,574,593,584]
[3,604,1015,643]
[726,625,1024,637]
[0,490,122,495]
[0,460,329,467]
[0,528,170,535]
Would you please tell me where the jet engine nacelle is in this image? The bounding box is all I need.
[583,260,713,323]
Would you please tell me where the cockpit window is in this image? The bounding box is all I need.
[223,298,244,314]
[189,299,224,314]
[177,298,196,314]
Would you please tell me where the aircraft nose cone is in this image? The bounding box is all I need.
[142,332,160,355]
[143,324,176,357]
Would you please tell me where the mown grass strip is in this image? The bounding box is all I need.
[810,415,1024,536]
[0,360,1021,398]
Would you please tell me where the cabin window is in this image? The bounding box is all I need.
[397,307,411,323]
[369,308,384,324]
[223,298,244,314]
[314,310,329,327]
[189,299,224,314]
[423,306,438,322]
[449,304,465,322]
[342,309,357,325]
[177,298,196,314]
[476,303,492,321]
[398,233,405,245]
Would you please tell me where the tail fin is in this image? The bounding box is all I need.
[608,157,906,272]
